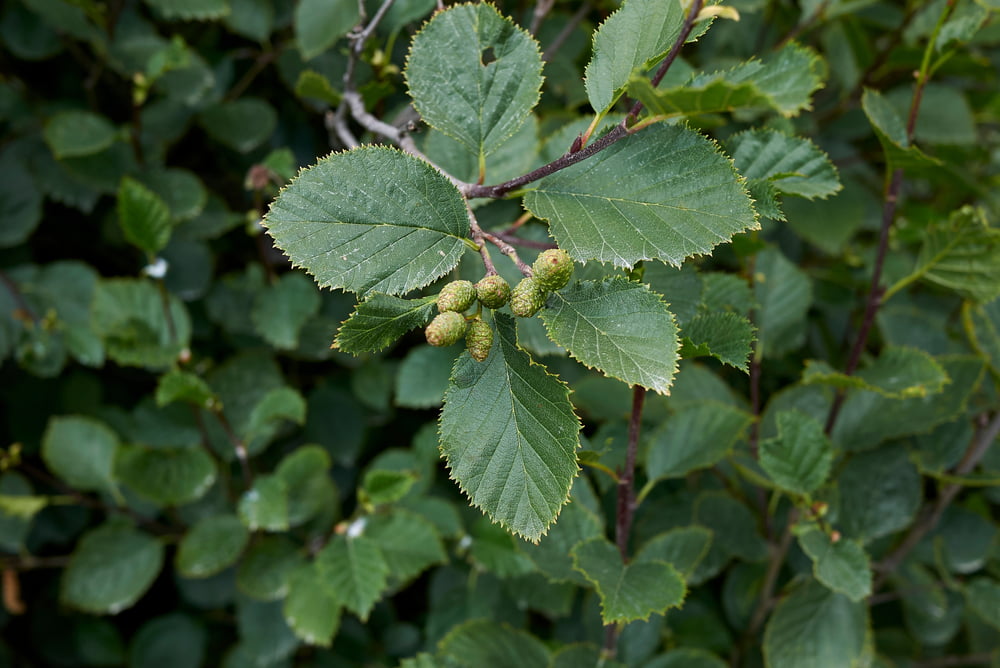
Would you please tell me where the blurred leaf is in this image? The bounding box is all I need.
[469,517,536,577]
[117,177,171,254]
[156,370,216,408]
[198,98,276,153]
[680,311,755,372]
[440,314,581,542]
[802,347,949,398]
[525,124,757,269]
[584,0,684,113]
[294,0,359,60]
[541,278,679,394]
[142,0,229,21]
[224,0,274,42]
[763,579,867,668]
[521,501,603,584]
[836,444,921,542]
[275,445,334,527]
[438,619,550,668]
[315,533,389,620]
[116,445,217,506]
[406,3,542,160]
[754,246,812,358]
[366,509,447,583]
[176,514,249,578]
[238,475,289,532]
[237,536,303,600]
[964,296,1000,375]
[42,415,120,495]
[794,524,872,602]
[635,527,714,581]
[90,278,191,369]
[129,613,207,668]
[44,110,117,158]
[294,69,341,106]
[759,410,833,496]
[283,563,341,647]
[965,577,1000,631]
[264,147,470,296]
[62,524,164,614]
[646,401,753,480]
[0,473,43,551]
[251,272,321,350]
[572,537,686,623]
[395,344,459,408]
[861,88,940,171]
[0,148,43,247]
[361,469,416,506]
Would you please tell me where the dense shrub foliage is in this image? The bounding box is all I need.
[2,0,1000,666]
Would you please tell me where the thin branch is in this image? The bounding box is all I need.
[225,48,277,102]
[529,0,556,36]
[0,270,38,324]
[774,0,829,51]
[351,0,397,51]
[0,555,73,572]
[873,411,1000,590]
[465,0,705,200]
[211,409,254,487]
[604,386,647,658]
[491,231,557,250]
[468,210,498,276]
[543,2,590,62]
[482,231,533,277]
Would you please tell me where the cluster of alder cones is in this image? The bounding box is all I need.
[425,249,575,361]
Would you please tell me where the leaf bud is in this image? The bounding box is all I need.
[475,275,511,309]
[425,311,467,346]
[531,248,574,291]
[510,277,547,318]
[466,318,493,362]
[436,280,476,313]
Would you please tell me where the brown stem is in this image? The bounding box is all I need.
[774,0,829,51]
[0,555,73,572]
[468,212,498,276]
[542,2,591,61]
[225,49,277,102]
[0,270,38,324]
[872,411,1000,590]
[603,385,647,658]
[482,232,533,277]
[212,409,254,487]
[529,0,556,36]
[491,231,557,250]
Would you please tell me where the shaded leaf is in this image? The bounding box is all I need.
[275,445,334,527]
[540,278,679,394]
[802,347,949,398]
[42,415,120,495]
[176,514,249,578]
[198,98,276,153]
[156,370,216,408]
[635,526,714,580]
[117,177,172,254]
[964,296,1000,375]
[142,0,229,20]
[283,563,341,647]
[237,536,303,600]
[90,278,191,369]
[861,88,940,171]
[439,619,550,668]
[315,533,389,620]
[795,524,872,602]
[62,524,164,614]
[680,311,755,371]
[439,314,580,542]
[646,401,753,479]
[524,123,757,268]
[395,344,460,408]
[572,537,686,623]
[238,475,289,532]
[264,147,470,296]
[44,110,117,158]
[295,0,359,60]
[754,247,812,358]
[251,272,322,350]
[116,445,217,506]
[366,510,446,583]
[759,410,833,496]
[405,3,542,160]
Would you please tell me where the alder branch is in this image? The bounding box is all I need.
[464,0,705,200]
[542,2,591,61]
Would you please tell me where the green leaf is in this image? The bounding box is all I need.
[0,473,46,552]
[360,469,416,506]
[235,597,300,663]
[635,526,714,581]
[680,311,755,371]
[176,514,249,578]
[833,356,983,451]
[224,0,273,42]
[142,0,229,20]
[283,563,341,647]
[238,475,289,532]
[365,510,447,583]
[264,147,470,296]
[572,537,686,623]
[198,98,276,153]
[0,149,42,247]
[294,0,359,60]
[335,294,437,354]
[965,296,1000,376]
[890,206,1000,303]
[439,313,581,542]
[965,577,1000,631]
[763,578,867,668]
[42,415,120,495]
[62,524,165,614]
[246,386,306,440]
[861,88,940,171]
[584,0,685,113]
[117,177,172,254]
[540,278,679,394]
[44,110,117,159]
[294,70,341,106]
[251,272,321,350]
[405,3,542,160]
[237,536,303,600]
[759,410,834,496]
[90,278,191,369]
[315,533,389,620]
[802,347,949,398]
[469,517,536,577]
[438,619,550,668]
[726,130,841,200]
[524,123,757,268]
[140,168,207,223]
[521,501,603,584]
[395,344,459,408]
[754,246,812,358]
[647,649,728,668]
[629,44,824,118]
[156,370,217,408]
[794,524,872,602]
[116,445,217,506]
[646,401,753,480]
[275,445,334,527]
[694,491,769,562]
[836,444,921,541]
[129,614,206,668]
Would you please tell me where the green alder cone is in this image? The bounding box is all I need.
[532,249,574,291]
[466,318,493,362]
[426,311,467,346]
[510,277,548,317]
[475,275,511,309]
[437,280,476,313]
